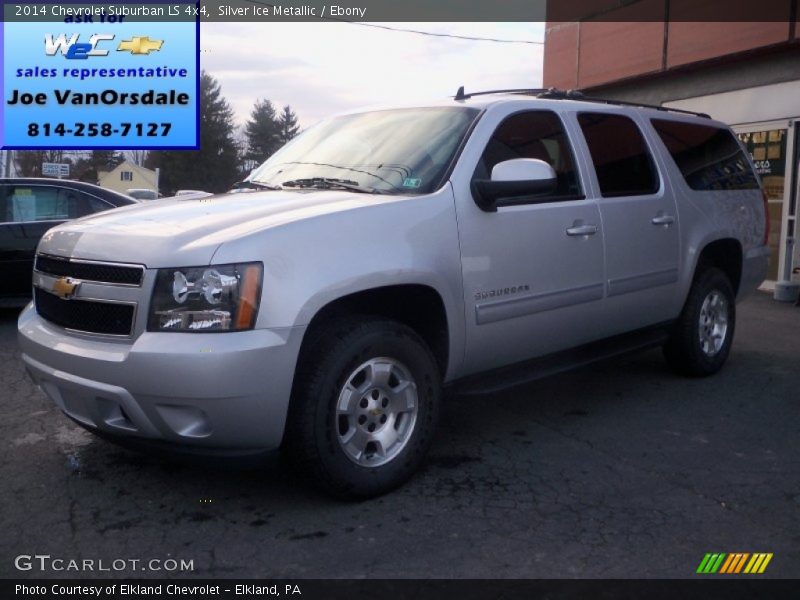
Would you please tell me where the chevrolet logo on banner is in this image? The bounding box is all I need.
[117,36,163,55]
[51,277,81,300]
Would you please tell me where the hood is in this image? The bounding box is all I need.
[37,190,388,268]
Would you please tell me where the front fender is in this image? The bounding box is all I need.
[210,186,466,378]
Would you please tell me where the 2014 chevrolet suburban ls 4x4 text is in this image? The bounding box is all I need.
[18,89,769,498]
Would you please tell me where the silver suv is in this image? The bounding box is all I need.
[18,89,769,498]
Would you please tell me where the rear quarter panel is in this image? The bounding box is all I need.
[643,116,768,303]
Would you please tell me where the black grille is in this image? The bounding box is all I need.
[35,288,134,336]
[35,255,143,286]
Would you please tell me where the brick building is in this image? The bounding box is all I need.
[544,0,800,284]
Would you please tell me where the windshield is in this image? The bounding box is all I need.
[247,107,481,195]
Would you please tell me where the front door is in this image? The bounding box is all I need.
[453,109,607,375]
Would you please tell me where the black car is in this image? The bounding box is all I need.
[1,178,138,305]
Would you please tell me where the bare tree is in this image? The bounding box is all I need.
[126,150,148,166]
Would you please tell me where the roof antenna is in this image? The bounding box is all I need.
[454,86,467,101]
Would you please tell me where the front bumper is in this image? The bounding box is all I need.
[18,303,305,452]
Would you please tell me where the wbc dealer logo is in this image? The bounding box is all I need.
[44,33,164,58]
[44,33,115,59]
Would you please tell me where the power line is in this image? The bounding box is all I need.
[240,0,543,45]
[346,22,543,44]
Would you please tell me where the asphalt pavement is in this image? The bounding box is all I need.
[1,291,798,579]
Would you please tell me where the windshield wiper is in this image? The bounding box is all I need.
[234,179,282,191]
[277,161,402,192]
[281,177,384,194]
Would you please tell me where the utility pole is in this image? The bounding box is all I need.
[3,150,12,177]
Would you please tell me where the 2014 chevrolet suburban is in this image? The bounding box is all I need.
[18,89,770,498]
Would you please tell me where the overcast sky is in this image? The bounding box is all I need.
[200,22,545,129]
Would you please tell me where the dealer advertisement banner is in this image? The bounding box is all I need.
[1,2,199,149]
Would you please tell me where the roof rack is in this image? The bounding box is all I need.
[454,86,552,100]
[453,86,711,119]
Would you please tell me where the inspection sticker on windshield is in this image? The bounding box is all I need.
[402,178,422,188]
[1,2,199,149]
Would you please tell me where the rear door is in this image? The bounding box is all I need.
[575,112,681,331]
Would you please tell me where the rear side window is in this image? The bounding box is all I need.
[651,119,759,191]
[1,186,112,223]
[577,113,659,197]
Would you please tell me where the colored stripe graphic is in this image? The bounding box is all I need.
[734,553,749,573]
[744,553,774,574]
[719,554,736,573]
[699,552,773,574]
[697,554,713,573]
[722,553,749,573]
[697,553,726,573]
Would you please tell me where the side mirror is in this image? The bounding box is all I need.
[471,158,557,212]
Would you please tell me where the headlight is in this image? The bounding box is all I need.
[148,262,262,332]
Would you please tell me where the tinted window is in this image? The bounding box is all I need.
[1,186,112,223]
[76,193,114,216]
[651,119,759,191]
[578,113,659,197]
[474,110,581,199]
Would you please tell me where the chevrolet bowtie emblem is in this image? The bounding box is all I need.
[51,277,81,300]
[117,36,163,55]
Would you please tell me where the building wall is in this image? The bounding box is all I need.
[579,45,800,105]
[544,0,800,94]
[97,162,156,196]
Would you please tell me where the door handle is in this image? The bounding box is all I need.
[651,214,675,226]
[566,224,598,237]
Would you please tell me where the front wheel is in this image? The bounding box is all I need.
[284,317,441,498]
[663,267,736,377]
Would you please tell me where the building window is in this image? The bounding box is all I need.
[120,171,133,182]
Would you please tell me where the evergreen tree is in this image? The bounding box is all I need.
[150,71,240,194]
[73,150,124,182]
[244,99,281,164]
[277,105,300,146]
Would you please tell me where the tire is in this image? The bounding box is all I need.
[284,316,441,499]
[663,267,736,377]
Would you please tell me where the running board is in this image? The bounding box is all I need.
[451,325,672,396]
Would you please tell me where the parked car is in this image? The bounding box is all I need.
[175,189,213,198]
[159,190,214,202]
[1,178,137,305]
[18,89,769,498]
[126,188,159,201]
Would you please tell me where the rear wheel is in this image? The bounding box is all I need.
[284,317,441,498]
[663,267,736,377]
